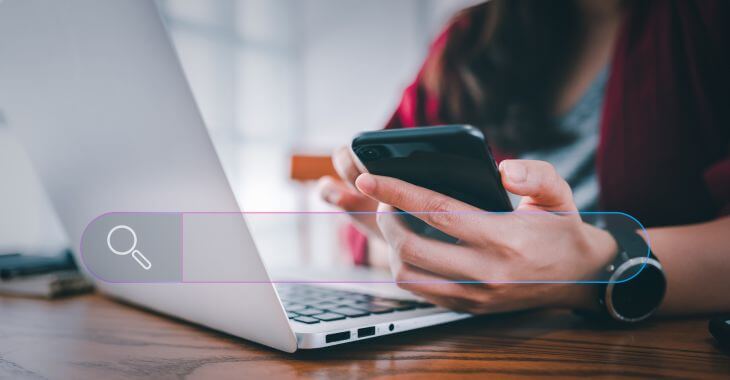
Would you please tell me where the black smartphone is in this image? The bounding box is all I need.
[352,125,512,239]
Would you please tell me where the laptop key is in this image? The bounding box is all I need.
[310,301,338,309]
[285,303,307,312]
[286,312,299,319]
[293,316,320,324]
[349,294,374,302]
[296,308,324,316]
[312,312,346,321]
[372,300,416,311]
[335,298,364,307]
[355,304,395,314]
[330,307,370,318]
[316,296,344,303]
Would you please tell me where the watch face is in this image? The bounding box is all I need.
[611,263,666,320]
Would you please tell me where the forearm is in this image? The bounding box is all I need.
[647,216,730,315]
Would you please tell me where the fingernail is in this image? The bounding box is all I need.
[502,161,527,183]
[355,173,376,194]
[322,188,341,204]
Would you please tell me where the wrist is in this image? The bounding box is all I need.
[585,224,621,276]
[559,224,619,311]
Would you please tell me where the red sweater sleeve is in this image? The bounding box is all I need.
[704,155,730,216]
[697,0,730,216]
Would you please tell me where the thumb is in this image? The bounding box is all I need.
[499,159,576,212]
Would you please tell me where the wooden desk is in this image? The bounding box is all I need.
[1,294,728,379]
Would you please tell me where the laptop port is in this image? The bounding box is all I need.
[357,326,376,338]
[325,331,351,343]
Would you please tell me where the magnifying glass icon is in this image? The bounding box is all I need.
[106,225,152,270]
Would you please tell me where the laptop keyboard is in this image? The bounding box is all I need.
[276,284,434,324]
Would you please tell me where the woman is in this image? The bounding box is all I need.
[319,0,730,317]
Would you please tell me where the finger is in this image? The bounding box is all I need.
[332,146,361,188]
[318,176,346,205]
[394,263,490,308]
[357,173,512,243]
[318,176,375,212]
[376,203,502,280]
[499,160,576,212]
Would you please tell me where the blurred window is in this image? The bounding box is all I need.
[157,0,474,211]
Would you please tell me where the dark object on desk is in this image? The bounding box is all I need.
[709,315,730,349]
[0,250,93,298]
[0,249,77,279]
[0,270,93,299]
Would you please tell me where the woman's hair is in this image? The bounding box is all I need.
[424,0,584,153]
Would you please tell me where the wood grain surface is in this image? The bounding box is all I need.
[1,294,728,379]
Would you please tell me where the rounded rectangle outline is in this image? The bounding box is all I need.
[79,210,650,285]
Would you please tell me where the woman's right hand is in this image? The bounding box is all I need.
[318,145,389,267]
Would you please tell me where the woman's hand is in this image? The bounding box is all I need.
[354,159,618,314]
[318,145,389,267]
[318,145,381,237]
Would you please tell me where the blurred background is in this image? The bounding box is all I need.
[0,0,476,261]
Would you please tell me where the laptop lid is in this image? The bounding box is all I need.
[0,0,296,352]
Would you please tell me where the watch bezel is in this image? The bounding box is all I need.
[604,256,664,323]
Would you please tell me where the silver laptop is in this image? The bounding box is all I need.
[0,0,470,352]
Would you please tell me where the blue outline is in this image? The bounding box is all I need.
[79,210,650,285]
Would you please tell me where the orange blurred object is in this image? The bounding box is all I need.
[289,154,337,181]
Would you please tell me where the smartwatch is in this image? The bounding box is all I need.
[597,226,666,323]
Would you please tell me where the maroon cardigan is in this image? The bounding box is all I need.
[348,0,730,265]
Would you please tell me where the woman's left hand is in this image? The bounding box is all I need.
[354,159,618,314]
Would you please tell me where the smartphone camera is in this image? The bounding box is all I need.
[354,145,390,162]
